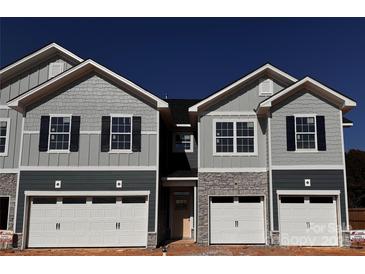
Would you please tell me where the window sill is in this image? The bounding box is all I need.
[108,150,133,154]
[294,149,319,153]
[47,150,70,154]
[0,153,8,157]
[213,152,258,157]
[259,93,273,97]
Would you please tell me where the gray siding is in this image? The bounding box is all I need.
[21,133,157,166]
[205,77,286,113]
[198,76,287,169]
[21,73,158,167]
[24,74,157,132]
[271,90,344,166]
[0,109,22,169]
[0,56,75,169]
[15,170,157,233]
[199,115,268,168]
[0,57,74,105]
[272,169,347,230]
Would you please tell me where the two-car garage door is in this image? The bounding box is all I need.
[27,196,148,248]
[210,196,266,244]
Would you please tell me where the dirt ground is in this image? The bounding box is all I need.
[1,243,365,256]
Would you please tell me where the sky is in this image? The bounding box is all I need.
[0,18,364,150]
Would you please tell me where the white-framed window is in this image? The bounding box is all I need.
[213,119,257,155]
[48,115,71,152]
[295,115,317,151]
[0,118,10,156]
[110,115,132,152]
[48,62,64,78]
[259,78,274,96]
[173,132,193,153]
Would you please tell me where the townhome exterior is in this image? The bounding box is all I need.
[0,44,356,249]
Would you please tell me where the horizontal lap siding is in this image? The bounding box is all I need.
[271,90,343,166]
[16,171,157,233]
[21,133,157,166]
[272,169,346,230]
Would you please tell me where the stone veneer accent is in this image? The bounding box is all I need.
[147,232,158,248]
[0,173,17,232]
[197,172,269,245]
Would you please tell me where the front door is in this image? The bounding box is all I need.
[170,190,192,239]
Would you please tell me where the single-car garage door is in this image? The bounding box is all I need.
[210,196,266,244]
[27,196,148,248]
[279,196,339,246]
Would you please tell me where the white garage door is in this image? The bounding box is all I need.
[210,196,265,244]
[279,196,339,246]
[28,196,148,248]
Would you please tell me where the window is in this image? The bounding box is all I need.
[49,116,71,151]
[122,196,146,204]
[236,122,254,153]
[295,116,317,150]
[211,197,234,203]
[239,196,261,203]
[63,197,87,204]
[214,120,256,155]
[280,196,305,203]
[110,116,132,151]
[32,197,57,204]
[173,132,193,153]
[309,196,333,204]
[259,78,274,96]
[0,118,10,156]
[92,197,116,204]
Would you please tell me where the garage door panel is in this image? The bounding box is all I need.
[210,196,265,244]
[279,195,339,246]
[28,195,148,248]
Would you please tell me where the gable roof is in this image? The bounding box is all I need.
[189,63,297,112]
[0,43,83,83]
[257,77,357,115]
[7,59,168,111]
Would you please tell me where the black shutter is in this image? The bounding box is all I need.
[286,116,295,151]
[132,116,142,152]
[316,115,326,151]
[101,116,111,152]
[39,116,50,152]
[70,116,81,152]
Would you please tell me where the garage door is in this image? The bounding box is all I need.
[279,196,339,246]
[28,196,148,248]
[210,196,265,244]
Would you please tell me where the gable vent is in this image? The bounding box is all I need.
[48,62,64,79]
[259,78,274,96]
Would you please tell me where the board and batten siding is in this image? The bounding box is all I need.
[0,56,75,169]
[21,132,157,166]
[204,77,286,113]
[15,170,157,233]
[21,73,158,167]
[272,169,347,230]
[270,90,344,166]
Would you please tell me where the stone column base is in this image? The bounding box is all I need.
[147,232,158,248]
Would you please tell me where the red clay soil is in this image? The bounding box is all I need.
[1,244,365,256]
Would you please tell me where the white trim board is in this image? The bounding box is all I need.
[7,59,169,110]
[258,77,356,114]
[24,190,150,197]
[19,166,157,171]
[22,130,157,135]
[276,190,340,196]
[0,169,19,174]
[0,43,83,77]
[189,64,297,112]
[203,111,257,116]
[272,165,344,170]
[199,167,267,173]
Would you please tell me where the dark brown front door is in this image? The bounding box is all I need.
[170,189,192,239]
